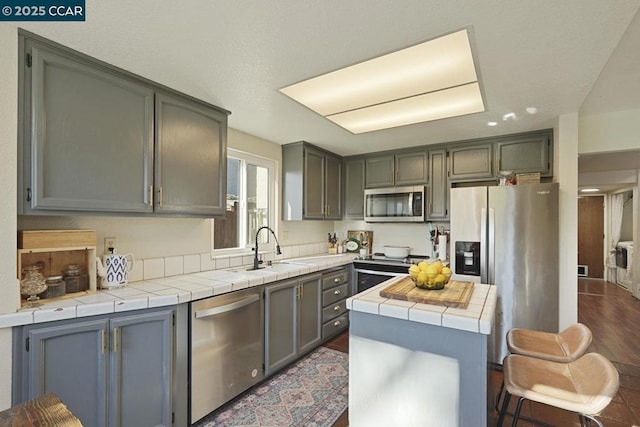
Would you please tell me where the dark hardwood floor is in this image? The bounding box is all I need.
[333,279,640,426]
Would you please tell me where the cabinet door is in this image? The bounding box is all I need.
[344,158,365,219]
[428,149,448,220]
[325,154,342,219]
[109,310,173,427]
[303,147,326,219]
[395,151,428,186]
[155,92,227,216]
[298,275,322,354]
[495,133,552,176]
[24,41,154,213]
[448,144,493,181]
[365,155,395,188]
[26,319,109,427]
[265,280,298,375]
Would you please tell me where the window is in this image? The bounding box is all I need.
[212,149,277,252]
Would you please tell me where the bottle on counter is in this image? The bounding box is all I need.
[63,264,89,293]
[41,275,66,299]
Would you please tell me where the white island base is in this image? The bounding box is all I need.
[347,278,497,427]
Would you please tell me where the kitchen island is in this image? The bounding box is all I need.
[346,276,496,427]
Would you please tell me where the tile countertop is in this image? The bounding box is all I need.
[0,254,358,329]
[346,276,497,335]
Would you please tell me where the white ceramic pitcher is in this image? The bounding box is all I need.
[96,250,135,289]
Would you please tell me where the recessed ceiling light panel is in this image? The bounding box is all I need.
[326,83,484,134]
[580,188,600,193]
[279,28,485,133]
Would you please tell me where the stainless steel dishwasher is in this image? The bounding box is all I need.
[190,287,264,423]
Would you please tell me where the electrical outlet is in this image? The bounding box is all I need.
[104,237,117,254]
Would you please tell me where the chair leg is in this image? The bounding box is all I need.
[583,414,603,427]
[495,379,505,412]
[497,390,511,427]
[511,397,525,427]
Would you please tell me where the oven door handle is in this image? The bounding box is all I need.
[354,269,406,277]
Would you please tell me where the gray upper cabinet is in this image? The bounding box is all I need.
[395,151,428,186]
[155,92,227,216]
[365,155,395,188]
[448,143,493,181]
[282,142,342,220]
[365,151,427,188]
[14,307,174,427]
[428,149,448,220]
[18,31,228,217]
[20,38,154,214]
[343,158,365,219]
[495,132,552,176]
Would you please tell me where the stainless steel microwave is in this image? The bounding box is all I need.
[364,186,426,222]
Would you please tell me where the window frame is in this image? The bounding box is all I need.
[211,148,278,255]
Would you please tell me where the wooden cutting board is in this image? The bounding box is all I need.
[380,276,475,308]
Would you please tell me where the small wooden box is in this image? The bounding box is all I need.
[516,173,541,185]
[17,230,98,305]
[18,230,97,249]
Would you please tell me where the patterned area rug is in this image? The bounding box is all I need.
[195,347,349,427]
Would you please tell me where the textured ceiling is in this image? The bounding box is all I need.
[14,0,640,157]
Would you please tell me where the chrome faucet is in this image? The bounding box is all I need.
[252,226,282,270]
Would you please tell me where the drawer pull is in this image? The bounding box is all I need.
[334,277,341,283]
[334,289,341,295]
[333,305,341,311]
[334,320,341,327]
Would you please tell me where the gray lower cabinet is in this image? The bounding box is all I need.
[448,143,493,181]
[154,92,227,216]
[321,267,350,339]
[495,132,552,176]
[343,158,365,219]
[428,149,448,220]
[13,308,174,427]
[282,142,342,220]
[264,274,321,375]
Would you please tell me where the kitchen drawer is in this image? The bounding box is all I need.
[322,299,347,323]
[322,313,348,339]
[322,269,349,290]
[322,283,349,306]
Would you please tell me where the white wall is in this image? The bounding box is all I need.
[579,109,640,154]
[0,23,19,410]
[557,113,579,329]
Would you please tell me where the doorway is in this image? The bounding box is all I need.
[578,195,604,279]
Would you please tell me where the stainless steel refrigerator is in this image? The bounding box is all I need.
[449,183,559,364]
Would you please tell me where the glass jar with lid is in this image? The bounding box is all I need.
[42,275,66,299]
[20,263,47,306]
[63,264,89,293]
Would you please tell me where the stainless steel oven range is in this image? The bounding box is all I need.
[353,253,430,293]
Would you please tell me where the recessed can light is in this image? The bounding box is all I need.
[502,112,516,121]
[526,107,538,114]
[487,121,497,126]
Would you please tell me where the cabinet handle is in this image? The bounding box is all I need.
[334,320,341,327]
[101,329,106,354]
[333,305,341,311]
[113,327,119,353]
[148,185,154,206]
[334,289,341,295]
[333,277,341,283]
[158,187,163,206]
[300,284,304,299]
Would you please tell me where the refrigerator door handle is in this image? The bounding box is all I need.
[488,208,495,285]
[481,208,488,283]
